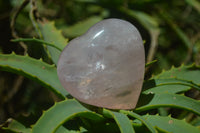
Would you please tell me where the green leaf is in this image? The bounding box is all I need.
[2,119,31,133]
[136,93,200,116]
[156,127,170,133]
[63,16,103,38]
[143,84,190,94]
[103,109,135,133]
[143,78,200,94]
[32,99,105,133]
[142,115,200,133]
[154,64,200,85]
[112,112,135,133]
[0,53,68,99]
[145,60,157,67]
[12,38,62,51]
[55,125,80,133]
[191,117,200,126]
[38,21,68,65]
[120,110,157,133]
[55,118,89,133]
[144,64,200,94]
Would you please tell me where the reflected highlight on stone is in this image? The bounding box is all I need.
[57,18,145,109]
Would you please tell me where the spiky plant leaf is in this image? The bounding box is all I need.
[2,119,31,133]
[140,115,200,133]
[63,16,103,38]
[0,53,68,99]
[38,21,68,65]
[143,64,200,94]
[103,109,135,133]
[120,110,157,133]
[136,93,200,116]
[154,64,200,85]
[32,99,105,133]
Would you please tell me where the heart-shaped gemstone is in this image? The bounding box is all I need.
[57,18,145,109]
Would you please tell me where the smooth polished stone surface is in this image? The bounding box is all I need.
[57,18,145,109]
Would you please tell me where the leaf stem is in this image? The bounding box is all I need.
[145,60,157,67]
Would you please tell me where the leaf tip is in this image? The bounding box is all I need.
[11,51,16,55]
[51,64,56,67]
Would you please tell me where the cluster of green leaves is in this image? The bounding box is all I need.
[6,0,200,72]
[0,20,200,133]
[0,0,200,133]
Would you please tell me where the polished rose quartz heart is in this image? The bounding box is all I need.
[57,18,145,109]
